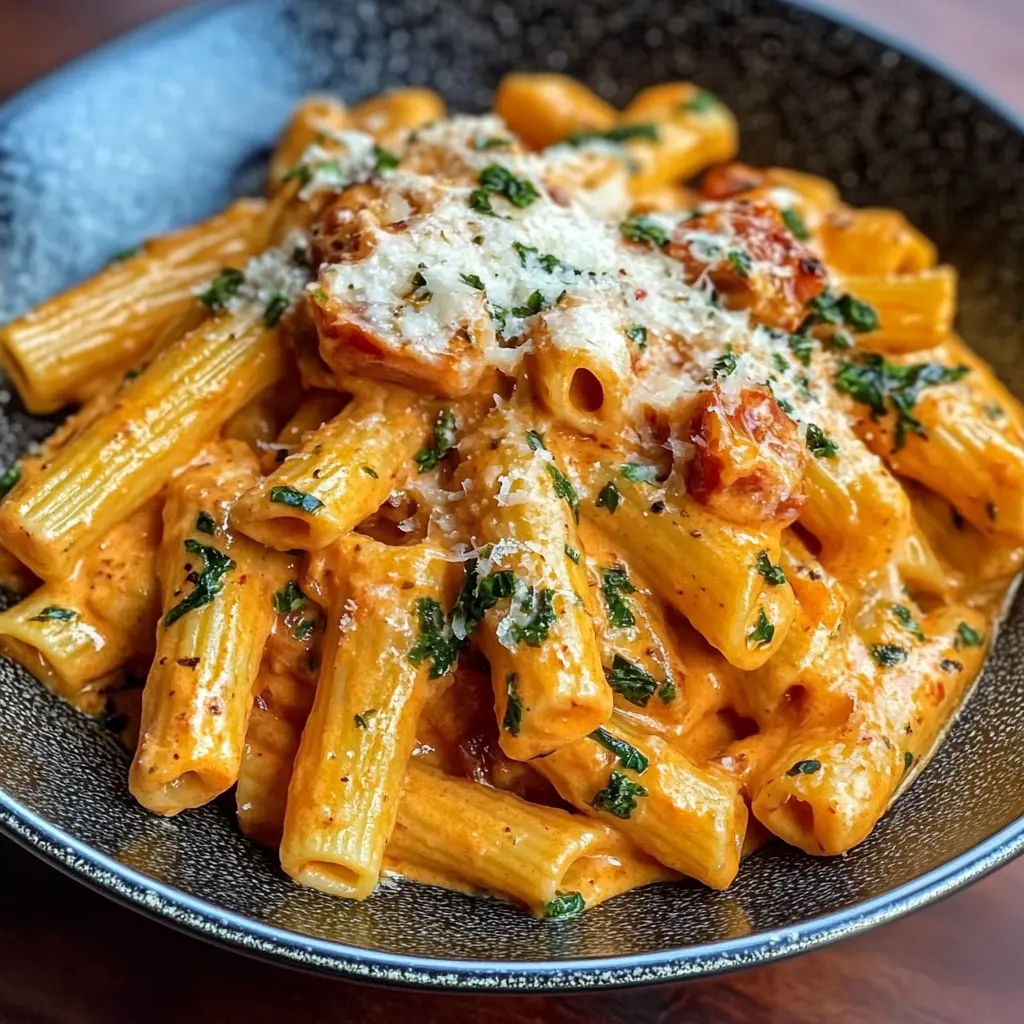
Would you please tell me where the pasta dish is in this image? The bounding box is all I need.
[0,74,1021,919]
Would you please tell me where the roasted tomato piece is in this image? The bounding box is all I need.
[687,383,806,526]
[666,200,827,331]
[700,162,766,200]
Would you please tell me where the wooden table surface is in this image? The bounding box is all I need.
[0,1,1022,1021]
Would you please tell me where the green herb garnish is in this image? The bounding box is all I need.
[592,769,648,819]
[620,215,670,247]
[477,163,540,209]
[164,540,235,627]
[374,145,400,172]
[596,481,621,513]
[591,727,649,773]
[711,345,737,378]
[892,604,925,642]
[269,485,324,514]
[198,267,245,311]
[263,292,290,327]
[870,643,908,667]
[503,672,522,736]
[273,580,308,615]
[806,423,839,458]
[782,208,810,241]
[564,544,581,564]
[29,606,77,622]
[195,511,217,535]
[548,464,580,523]
[786,759,821,776]
[748,609,775,648]
[755,551,787,586]
[565,123,659,146]
[544,891,585,919]
[408,597,461,678]
[605,654,658,706]
[956,622,984,647]
[601,568,636,629]
[0,464,21,499]
[626,323,648,348]
[620,463,658,483]
[414,409,458,473]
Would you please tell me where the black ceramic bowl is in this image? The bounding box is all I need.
[1,0,1023,991]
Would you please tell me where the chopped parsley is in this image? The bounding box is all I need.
[727,249,752,278]
[658,676,678,703]
[361,466,378,478]
[468,189,497,216]
[565,123,659,146]
[891,604,925,641]
[0,464,21,498]
[626,323,648,348]
[596,481,621,513]
[506,586,558,647]
[620,214,670,248]
[511,289,546,317]
[940,658,963,673]
[503,672,523,736]
[564,544,581,564]
[29,606,76,622]
[903,750,914,774]
[373,145,400,172]
[591,769,648,819]
[805,423,839,458]
[293,617,318,641]
[473,136,512,150]
[195,511,216,535]
[460,272,486,291]
[956,622,984,647]
[684,89,718,113]
[164,539,235,627]
[591,727,649,773]
[269,485,324,514]
[263,292,290,327]
[711,345,737,378]
[786,759,822,776]
[272,580,308,615]
[620,462,658,484]
[834,354,970,450]
[408,597,461,678]
[414,409,458,473]
[544,891,585,919]
[782,208,810,241]
[525,429,545,451]
[354,709,378,729]
[548,464,580,522]
[601,568,636,629]
[748,609,775,648]
[511,240,576,275]
[870,643,908,667]
[450,558,516,639]
[476,163,540,210]
[198,267,245,311]
[788,332,814,367]
[838,294,880,333]
[605,654,658,706]
[755,551,787,586]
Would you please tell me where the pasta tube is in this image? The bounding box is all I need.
[0,199,267,412]
[268,95,350,192]
[454,409,612,760]
[493,73,617,150]
[280,537,456,899]
[129,443,280,814]
[0,501,161,713]
[232,385,431,551]
[384,763,672,915]
[751,603,989,854]
[536,714,747,888]
[0,306,285,579]
[575,457,795,670]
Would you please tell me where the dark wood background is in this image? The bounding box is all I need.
[0,1,1021,1021]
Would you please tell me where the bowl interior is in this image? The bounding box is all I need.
[1,0,1024,987]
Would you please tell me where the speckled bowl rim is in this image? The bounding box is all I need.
[2,0,1024,992]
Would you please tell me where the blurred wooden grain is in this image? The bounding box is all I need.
[0,1,1021,1022]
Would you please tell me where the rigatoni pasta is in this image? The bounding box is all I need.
[0,72,1021,919]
